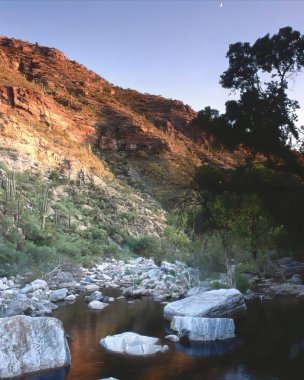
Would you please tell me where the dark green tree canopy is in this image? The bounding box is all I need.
[221,27,304,93]
[195,27,304,169]
[192,164,304,250]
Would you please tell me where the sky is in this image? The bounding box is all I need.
[0,0,304,124]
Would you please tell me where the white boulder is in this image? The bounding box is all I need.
[164,288,246,320]
[50,288,69,302]
[88,301,109,310]
[20,279,48,294]
[85,284,100,292]
[0,315,70,378]
[100,332,168,355]
[147,269,163,281]
[165,334,180,342]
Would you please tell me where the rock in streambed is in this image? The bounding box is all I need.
[164,288,246,321]
[0,315,70,378]
[100,332,168,355]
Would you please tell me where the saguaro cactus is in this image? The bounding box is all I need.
[16,191,23,224]
[77,168,85,186]
[40,186,51,230]
[5,171,16,200]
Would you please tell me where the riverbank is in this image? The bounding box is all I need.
[2,256,304,318]
[0,257,199,317]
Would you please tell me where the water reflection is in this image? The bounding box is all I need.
[20,294,304,380]
[175,338,242,358]
[15,367,69,380]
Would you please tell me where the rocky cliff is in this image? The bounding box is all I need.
[0,36,237,240]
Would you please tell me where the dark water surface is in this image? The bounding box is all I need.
[23,291,304,380]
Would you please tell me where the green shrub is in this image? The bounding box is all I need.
[125,236,161,258]
[210,281,230,290]
[236,273,250,293]
[0,241,30,276]
[164,226,190,248]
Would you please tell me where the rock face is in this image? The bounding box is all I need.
[0,315,70,378]
[100,332,168,356]
[170,316,235,341]
[164,288,246,321]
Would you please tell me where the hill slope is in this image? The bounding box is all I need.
[0,36,239,271]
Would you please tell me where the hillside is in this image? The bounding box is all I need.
[0,36,239,169]
[0,36,240,272]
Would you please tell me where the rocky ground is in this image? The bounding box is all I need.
[0,257,199,317]
[2,256,304,318]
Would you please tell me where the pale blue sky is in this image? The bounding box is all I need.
[0,0,304,124]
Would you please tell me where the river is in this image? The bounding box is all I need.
[22,290,304,380]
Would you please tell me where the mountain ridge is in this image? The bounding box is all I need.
[0,35,237,177]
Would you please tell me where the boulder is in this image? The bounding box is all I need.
[122,287,150,298]
[0,280,9,291]
[165,334,180,342]
[20,279,48,294]
[88,301,109,310]
[65,294,76,302]
[170,316,235,341]
[147,269,163,281]
[0,315,70,378]
[103,295,110,303]
[100,332,168,355]
[290,274,302,285]
[186,281,211,297]
[164,288,246,320]
[84,284,100,292]
[86,290,103,303]
[50,288,69,302]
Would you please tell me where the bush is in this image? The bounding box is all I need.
[210,280,230,290]
[236,273,250,293]
[0,241,31,276]
[164,226,190,248]
[125,236,161,258]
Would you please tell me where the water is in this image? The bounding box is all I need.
[22,291,304,380]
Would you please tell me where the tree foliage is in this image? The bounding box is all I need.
[182,164,304,265]
[195,27,304,170]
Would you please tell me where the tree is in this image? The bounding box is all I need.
[194,107,219,126]
[180,165,273,285]
[198,27,304,170]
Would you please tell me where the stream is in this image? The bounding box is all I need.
[21,290,304,380]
